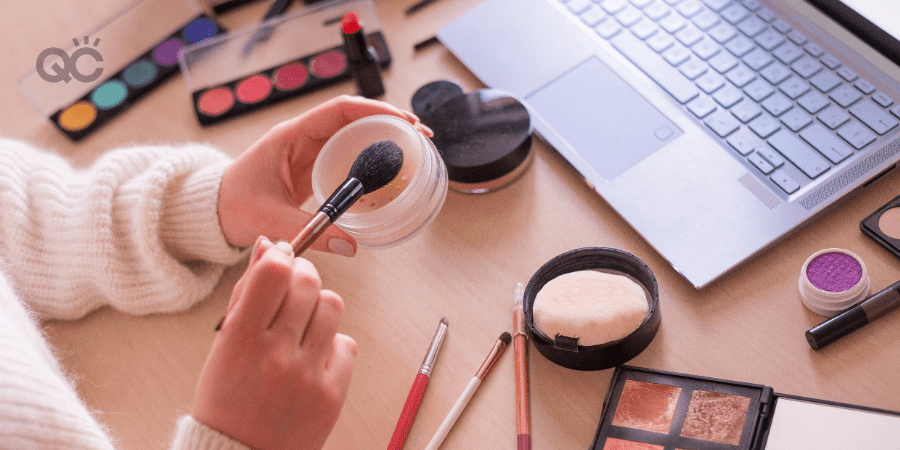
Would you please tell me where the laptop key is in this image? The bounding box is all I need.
[837,121,877,149]
[809,71,841,93]
[725,64,756,87]
[849,99,899,135]
[709,51,739,73]
[736,16,766,37]
[749,114,781,138]
[610,31,700,103]
[760,62,791,84]
[713,85,744,107]
[727,133,755,155]
[731,100,763,122]
[771,169,800,194]
[768,130,830,178]
[872,91,894,108]
[797,91,829,114]
[704,109,741,136]
[791,56,823,78]
[778,76,810,99]
[829,84,862,108]
[854,78,875,95]
[748,152,775,174]
[817,105,850,129]
[800,123,853,164]
[780,108,812,132]
[696,71,726,93]
[757,144,785,167]
[761,92,793,116]
[687,95,718,117]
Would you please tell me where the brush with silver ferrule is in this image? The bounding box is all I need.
[289,140,403,255]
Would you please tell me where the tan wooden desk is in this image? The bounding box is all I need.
[2,1,900,449]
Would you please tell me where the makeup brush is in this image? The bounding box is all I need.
[215,140,402,331]
[289,139,403,255]
[423,332,511,450]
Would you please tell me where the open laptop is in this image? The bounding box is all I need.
[438,0,900,287]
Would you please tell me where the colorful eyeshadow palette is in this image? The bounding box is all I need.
[592,366,900,450]
[179,0,388,126]
[18,0,224,141]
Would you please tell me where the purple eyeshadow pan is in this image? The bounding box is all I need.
[805,251,863,292]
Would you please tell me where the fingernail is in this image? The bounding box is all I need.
[328,237,356,257]
[251,236,268,262]
[273,241,294,256]
[418,123,434,137]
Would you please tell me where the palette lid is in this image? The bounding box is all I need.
[179,0,381,92]
[17,0,205,118]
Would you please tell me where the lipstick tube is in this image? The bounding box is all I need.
[341,11,385,98]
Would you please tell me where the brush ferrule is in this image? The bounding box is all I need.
[319,178,365,221]
[290,211,332,255]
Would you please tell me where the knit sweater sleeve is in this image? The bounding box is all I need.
[0,138,246,319]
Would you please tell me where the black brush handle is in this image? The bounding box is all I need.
[319,178,364,222]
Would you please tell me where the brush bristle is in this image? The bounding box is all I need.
[347,140,404,193]
[499,332,512,345]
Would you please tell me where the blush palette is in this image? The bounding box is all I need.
[592,366,900,450]
[179,0,388,126]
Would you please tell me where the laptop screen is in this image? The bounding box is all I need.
[807,0,900,67]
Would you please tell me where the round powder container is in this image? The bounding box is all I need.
[799,248,871,317]
[523,247,660,371]
[422,88,533,194]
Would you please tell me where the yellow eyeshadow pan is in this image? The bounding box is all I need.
[58,101,97,132]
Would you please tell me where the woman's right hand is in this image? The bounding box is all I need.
[193,236,357,450]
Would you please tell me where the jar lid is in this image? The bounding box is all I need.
[413,82,532,185]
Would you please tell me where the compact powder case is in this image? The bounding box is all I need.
[412,80,533,194]
[861,195,900,260]
[591,366,900,450]
[522,247,660,371]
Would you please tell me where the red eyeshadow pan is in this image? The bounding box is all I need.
[197,86,235,117]
[274,63,310,91]
[235,74,273,104]
[612,380,681,433]
[310,50,347,78]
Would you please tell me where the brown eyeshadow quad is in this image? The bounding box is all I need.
[591,366,900,450]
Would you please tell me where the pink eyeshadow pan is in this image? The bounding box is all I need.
[310,50,347,78]
[235,74,272,104]
[680,390,750,445]
[274,62,309,91]
[612,380,681,433]
[196,87,235,117]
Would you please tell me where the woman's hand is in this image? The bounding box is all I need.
[217,95,432,255]
[193,237,357,450]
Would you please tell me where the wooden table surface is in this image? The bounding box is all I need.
[2,1,900,449]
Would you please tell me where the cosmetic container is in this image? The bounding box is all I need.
[799,248,870,317]
[522,247,660,371]
[311,115,447,248]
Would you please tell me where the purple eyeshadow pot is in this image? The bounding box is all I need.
[805,251,862,292]
[799,248,870,317]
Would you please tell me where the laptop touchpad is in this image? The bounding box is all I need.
[527,57,681,180]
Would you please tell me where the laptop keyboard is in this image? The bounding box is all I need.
[558,0,900,195]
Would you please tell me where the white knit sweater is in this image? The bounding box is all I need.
[0,138,251,449]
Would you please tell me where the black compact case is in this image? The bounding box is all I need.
[861,195,900,260]
[522,248,660,371]
[591,366,900,450]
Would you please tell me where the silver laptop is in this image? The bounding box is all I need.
[438,0,900,287]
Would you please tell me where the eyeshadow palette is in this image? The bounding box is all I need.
[861,195,900,260]
[592,366,900,450]
[179,0,389,126]
[18,0,224,141]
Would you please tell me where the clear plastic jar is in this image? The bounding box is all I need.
[311,115,448,248]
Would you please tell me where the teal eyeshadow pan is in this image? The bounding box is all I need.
[50,15,225,141]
